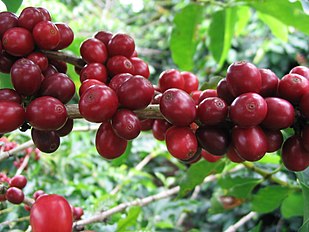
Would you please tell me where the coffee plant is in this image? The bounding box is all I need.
[0,0,309,231]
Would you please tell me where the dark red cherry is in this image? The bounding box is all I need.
[130,57,150,78]
[290,66,309,80]
[80,38,108,64]
[107,33,135,58]
[18,7,44,31]
[80,63,107,83]
[216,78,234,104]
[107,55,134,77]
[0,12,18,37]
[33,21,60,50]
[259,68,279,97]
[79,79,105,97]
[0,101,25,134]
[27,52,48,71]
[158,69,184,92]
[31,128,60,153]
[9,175,27,189]
[198,89,217,104]
[94,31,113,46]
[152,119,172,141]
[54,23,74,50]
[5,187,24,204]
[263,129,283,152]
[181,71,199,94]
[108,73,133,92]
[0,88,21,103]
[56,118,74,137]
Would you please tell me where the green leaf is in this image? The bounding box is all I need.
[0,73,12,88]
[257,12,289,42]
[299,218,309,232]
[1,0,23,12]
[252,185,289,213]
[116,206,141,232]
[200,76,223,90]
[249,222,262,232]
[218,175,262,198]
[208,7,237,69]
[297,169,309,232]
[170,3,204,71]
[242,0,309,35]
[111,141,132,166]
[234,6,251,36]
[178,159,225,198]
[281,191,304,218]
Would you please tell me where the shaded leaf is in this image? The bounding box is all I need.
[1,0,23,13]
[252,185,289,213]
[170,3,204,71]
[281,191,304,218]
[0,73,12,88]
[297,169,309,231]
[178,160,225,198]
[117,206,141,232]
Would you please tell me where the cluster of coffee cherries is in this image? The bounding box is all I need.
[149,62,309,172]
[0,7,76,153]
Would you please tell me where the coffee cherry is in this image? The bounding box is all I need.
[130,57,150,78]
[33,21,61,50]
[108,73,133,92]
[54,23,74,50]
[226,61,262,97]
[300,92,309,119]
[107,33,135,58]
[278,73,309,104]
[216,78,234,105]
[158,69,184,92]
[37,7,51,21]
[201,149,222,162]
[226,146,244,163]
[301,125,309,152]
[180,148,202,164]
[165,126,198,161]
[197,97,228,126]
[94,31,113,46]
[80,63,108,83]
[73,207,84,220]
[282,135,309,172]
[117,75,154,110]
[48,59,67,73]
[31,128,60,153]
[140,119,154,131]
[6,187,24,204]
[26,96,68,131]
[40,73,76,104]
[232,125,267,161]
[79,79,105,96]
[263,129,283,152]
[2,27,34,56]
[18,7,44,31]
[96,121,128,159]
[9,175,27,189]
[229,93,267,127]
[160,88,196,126]
[181,71,199,94]
[79,85,118,123]
[27,52,49,71]
[198,89,217,104]
[190,90,202,105]
[261,97,295,130]
[290,66,309,80]
[111,109,141,140]
[0,12,18,37]
[0,52,16,73]
[259,68,279,97]
[0,88,21,103]
[107,55,135,76]
[152,119,172,141]
[43,64,58,78]
[80,38,108,64]
[56,118,74,137]
[0,101,25,134]
[33,190,45,200]
[196,125,230,156]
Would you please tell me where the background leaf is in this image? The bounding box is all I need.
[0,73,12,88]
[1,0,23,12]
[170,4,204,71]
[117,206,141,231]
[234,6,251,36]
[281,191,304,219]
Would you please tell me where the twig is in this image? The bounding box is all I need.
[15,154,30,176]
[0,140,34,162]
[224,211,258,232]
[41,50,86,69]
[0,215,30,226]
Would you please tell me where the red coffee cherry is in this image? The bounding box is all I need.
[73,207,84,220]
[80,38,108,64]
[80,63,108,83]
[96,121,128,159]
[263,129,283,153]
[0,88,21,104]
[261,97,295,130]
[0,101,25,134]
[18,7,44,31]
[40,73,76,104]
[278,73,309,104]
[226,61,262,97]
[33,21,61,50]
[232,125,267,161]
[5,187,24,204]
[48,59,67,73]
[94,31,113,46]
[27,52,49,71]
[300,92,309,119]
[2,27,34,56]
[31,128,60,153]
[181,71,199,94]
[152,119,172,141]
[201,149,222,163]
[140,119,154,131]
[54,23,74,50]
[0,12,18,37]
[9,175,27,189]
[79,85,118,123]
[111,109,141,140]
[33,190,45,200]
[165,126,198,161]
[196,125,230,156]
[0,53,16,73]
[37,7,51,21]
[197,97,228,126]
[56,118,74,137]
[198,89,217,104]
[43,64,58,78]
[290,66,309,80]
[130,57,150,78]
[108,73,133,92]
[158,69,184,92]
[226,146,245,163]
[229,93,267,127]
[107,55,135,77]
[282,135,309,172]
[117,75,154,110]
[216,78,235,104]
[259,68,279,97]
[190,90,202,105]
[160,88,196,126]
[79,79,105,97]
[26,96,68,131]
[107,33,135,58]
